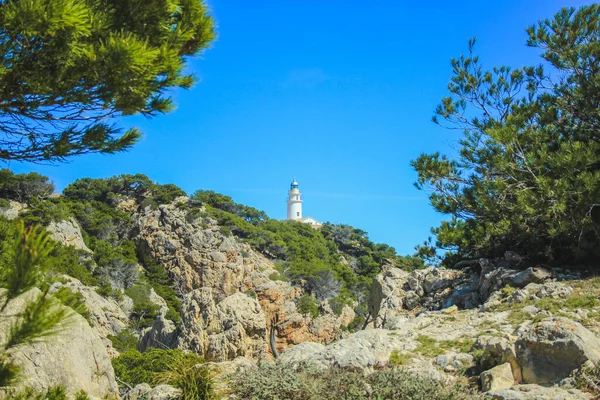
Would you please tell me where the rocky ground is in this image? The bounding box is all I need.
[1,198,599,399]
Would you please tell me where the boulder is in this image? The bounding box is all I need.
[0,289,118,399]
[278,329,417,372]
[481,362,515,392]
[476,336,520,381]
[515,317,600,384]
[506,267,551,288]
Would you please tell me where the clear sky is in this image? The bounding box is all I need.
[8,0,595,255]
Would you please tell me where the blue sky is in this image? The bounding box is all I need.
[9,0,595,255]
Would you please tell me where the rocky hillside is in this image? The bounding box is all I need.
[0,171,599,399]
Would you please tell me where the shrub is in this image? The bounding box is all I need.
[112,349,212,399]
[11,386,90,400]
[47,245,98,287]
[229,362,318,400]
[368,368,475,399]
[107,330,139,353]
[297,294,319,319]
[229,363,477,400]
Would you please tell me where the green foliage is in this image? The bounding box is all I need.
[107,330,139,353]
[112,348,212,399]
[46,245,98,287]
[141,256,181,323]
[389,350,410,366]
[0,170,54,203]
[413,6,600,266]
[190,190,267,224]
[0,0,215,162]
[297,294,320,319]
[414,336,444,357]
[125,284,160,329]
[229,363,476,400]
[11,386,90,400]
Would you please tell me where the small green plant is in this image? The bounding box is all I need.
[297,294,320,319]
[414,335,444,357]
[268,272,285,281]
[389,350,410,366]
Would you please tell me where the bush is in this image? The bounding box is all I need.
[229,363,477,400]
[107,330,139,353]
[11,386,90,400]
[126,284,160,329]
[297,294,319,319]
[112,349,212,399]
[47,244,98,287]
[229,362,319,400]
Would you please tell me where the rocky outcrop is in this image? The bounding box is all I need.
[49,277,129,339]
[279,328,418,371]
[133,200,352,358]
[0,289,118,399]
[47,217,91,252]
[515,318,600,384]
[370,253,557,326]
[138,314,179,352]
[178,289,268,361]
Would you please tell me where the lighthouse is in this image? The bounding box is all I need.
[286,179,302,220]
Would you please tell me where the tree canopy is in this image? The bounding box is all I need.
[0,0,215,162]
[412,5,600,266]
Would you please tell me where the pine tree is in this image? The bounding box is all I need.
[0,0,216,162]
[412,5,600,266]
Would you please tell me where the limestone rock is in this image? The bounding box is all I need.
[506,267,551,288]
[476,336,521,381]
[481,362,515,392]
[0,289,118,399]
[125,383,181,400]
[279,329,417,371]
[178,289,268,361]
[515,317,600,384]
[0,200,26,220]
[49,277,129,340]
[47,217,91,252]
[138,314,179,352]
[487,384,591,399]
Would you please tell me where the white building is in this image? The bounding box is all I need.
[286,179,322,227]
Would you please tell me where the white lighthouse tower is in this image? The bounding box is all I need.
[286,179,303,220]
